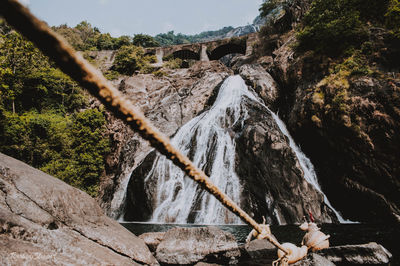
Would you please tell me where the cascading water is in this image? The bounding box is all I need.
[146,75,253,224]
[131,74,347,224]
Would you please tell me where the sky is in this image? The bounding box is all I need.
[20,0,263,37]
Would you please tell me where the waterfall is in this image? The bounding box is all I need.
[130,74,349,224]
[146,75,254,224]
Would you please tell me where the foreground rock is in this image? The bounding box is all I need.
[292,253,335,266]
[155,227,240,265]
[238,239,333,265]
[240,240,392,265]
[241,239,276,260]
[139,232,165,252]
[318,242,392,265]
[0,153,158,265]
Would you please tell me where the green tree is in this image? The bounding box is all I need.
[132,34,159,47]
[259,0,283,17]
[75,21,98,49]
[0,32,45,113]
[96,33,115,50]
[114,35,132,49]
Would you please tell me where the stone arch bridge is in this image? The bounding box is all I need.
[144,33,258,64]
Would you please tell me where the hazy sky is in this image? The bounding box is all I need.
[20,0,263,37]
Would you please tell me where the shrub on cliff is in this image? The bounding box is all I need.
[386,0,400,38]
[112,45,156,75]
[164,58,183,69]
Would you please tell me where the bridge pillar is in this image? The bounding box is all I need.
[156,48,164,64]
[200,45,209,62]
[245,34,258,56]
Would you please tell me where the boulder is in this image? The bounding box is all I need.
[0,153,158,265]
[242,239,277,259]
[317,242,392,265]
[155,226,240,265]
[238,63,279,108]
[139,232,165,252]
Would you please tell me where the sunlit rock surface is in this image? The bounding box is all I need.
[0,153,158,265]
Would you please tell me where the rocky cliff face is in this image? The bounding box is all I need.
[253,0,400,224]
[235,96,334,224]
[280,54,400,224]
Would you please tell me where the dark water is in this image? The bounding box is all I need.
[122,223,400,264]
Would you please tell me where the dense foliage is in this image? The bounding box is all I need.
[53,21,236,49]
[132,34,160,47]
[296,0,398,55]
[0,24,110,196]
[154,27,234,46]
[53,21,160,51]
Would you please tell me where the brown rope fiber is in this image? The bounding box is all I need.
[0,0,289,255]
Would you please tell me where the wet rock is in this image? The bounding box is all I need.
[139,232,165,252]
[235,97,334,224]
[242,239,277,259]
[155,226,240,265]
[238,64,279,108]
[0,153,158,265]
[293,253,336,266]
[317,242,392,265]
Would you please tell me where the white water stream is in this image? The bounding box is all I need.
[271,113,351,223]
[146,76,251,224]
[130,75,348,224]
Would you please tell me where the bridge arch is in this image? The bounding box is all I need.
[144,51,156,57]
[168,49,200,61]
[209,43,246,61]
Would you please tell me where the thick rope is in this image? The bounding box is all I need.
[0,0,289,256]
